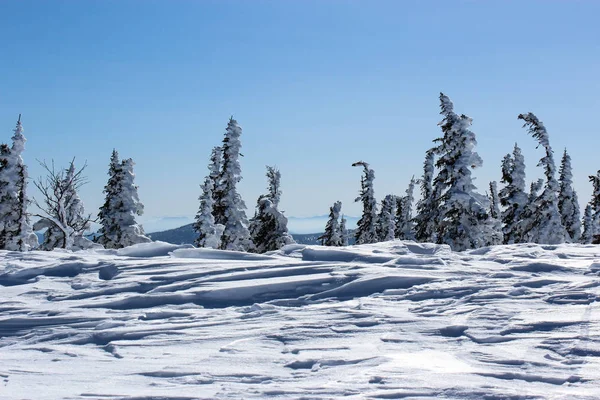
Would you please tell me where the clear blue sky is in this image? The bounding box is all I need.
[1,0,599,230]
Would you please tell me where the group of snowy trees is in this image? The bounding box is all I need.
[193,117,294,253]
[0,116,149,252]
[321,93,600,251]
[4,94,600,254]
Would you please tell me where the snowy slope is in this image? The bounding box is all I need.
[1,241,599,399]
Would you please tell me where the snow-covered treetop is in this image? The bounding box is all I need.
[559,149,573,184]
[209,146,221,182]
[519,112,556,185]
[266,166,282,208]
[518,113,551,150]
[221,117,243,180]
[11,114,26,156]
[511,143,526,192]
[439,92,454,115]
[436,93,483,193]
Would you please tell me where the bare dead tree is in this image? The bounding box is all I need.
[32,159,94,250]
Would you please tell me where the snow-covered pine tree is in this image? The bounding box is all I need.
[433,93,496,251]
[319,201,342,246]
[378,194,396,242]
[33,160,95,250]
[212,117,252,251]
[519,178,544,242]
[96,150,122,248]
[414,149,436,242]
[518,113,566,244]
[194,176,222,248]
[248,166,294,253]
[587,171,600,244]
[208,146,222,202]
[395,177,416,240]
[193,150,225,249]
[0,144,11,249]
[266,166,282,208]
[339,214,349,246]
[96,151,150,249]
[352,161,378,244]
[0,116,37,251]
[581,204,594,244]
[498,144,528,244]
[489,181,500,219]
[486,181,503,246]
[113,158,151,246]
[557,149,581,242]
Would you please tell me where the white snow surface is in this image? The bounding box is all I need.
[1,241,599,399]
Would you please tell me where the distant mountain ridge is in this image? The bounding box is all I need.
[147,223,354,246]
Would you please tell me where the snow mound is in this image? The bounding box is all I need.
[116,241,194,257]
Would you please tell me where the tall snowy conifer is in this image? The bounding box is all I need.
[557,150,581,242]
[248,166,294,253]
[212,117,252,251]
[0,116,37,251]
[499,144,528,244]
[518,113,566,244]
[378,194,396,242]
[339,214,349,246]
[519,179,544,241]
[433,93,496,251]
[414,150,436,242]
[208,146,222,202]
[489,182,500,219]
[194,149,226,249]
[581,204,594,244]
[352,161,378,244]
[319,201,342,246]
[486,181,503,246]
[96,151,150,249]
[587,171,600,244]
[96,150,121,248]
[396,177,416,240]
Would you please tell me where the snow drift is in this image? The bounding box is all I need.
[1,240,599,399]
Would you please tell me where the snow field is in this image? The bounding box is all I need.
[1,241,599,399]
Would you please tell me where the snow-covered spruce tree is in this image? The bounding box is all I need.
[194,176,223,249]
[557,149,581,242]
[319,201,342,246]
[212,117,252,251]
[395,177,416,240]
[378,194,396,242]
[519,178,544,242]
[498,144,528,244]
[518,113,567,244]
[414,149,437,242]
[489,181,500,219]
[588,171,600,244]
[33,160,95,250]
[96,150,121,248]
[96,151,150,249]
[0,144,11,249]
[339,214,349,246]
[0,116,37,251]
[248,166,294,253]
[433,93,498,251]
[581,204,594,244]
[193,149,226,249]
[352,161,378,244]
[486,181,503,246]
[265,166,282,208]
[208,146,222,201]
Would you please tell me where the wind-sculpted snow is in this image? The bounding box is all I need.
[1,241,599,399]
